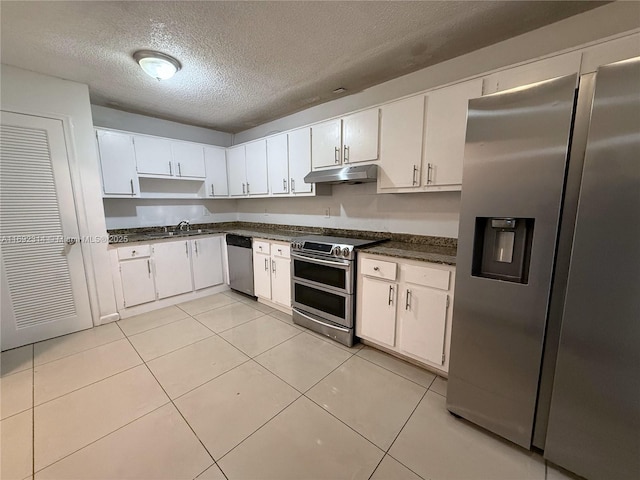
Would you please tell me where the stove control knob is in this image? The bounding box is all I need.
[331,246,341,256]
[342,247,351,258]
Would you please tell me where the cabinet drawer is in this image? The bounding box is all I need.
[118,244,151,260]
[361,257,397,281]
[403,264,450,291]
[253,240,270,255]
[272,243,290,259]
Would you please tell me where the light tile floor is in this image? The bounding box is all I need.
[0,291,575,480]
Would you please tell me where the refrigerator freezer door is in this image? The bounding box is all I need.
[447,74,578,448]
[544,57,640,480]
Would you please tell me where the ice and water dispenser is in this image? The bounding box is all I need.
[472,217,534,284]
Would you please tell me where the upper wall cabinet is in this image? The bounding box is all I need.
[311,107,379,170]
[482,51,581,95]
[377,78,481,193]
[245,139,269,195]
[203,146,229,197]
[96,130,139,196]
[287,127,313,195]
[133,135,206,179]
[227,145,247,196]
[267,133,289,195]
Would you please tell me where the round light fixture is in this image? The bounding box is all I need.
[133,50,181,80]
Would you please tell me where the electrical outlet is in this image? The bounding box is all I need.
[324,207,331,218]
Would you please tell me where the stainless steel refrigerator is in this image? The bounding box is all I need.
[447,57,639,480]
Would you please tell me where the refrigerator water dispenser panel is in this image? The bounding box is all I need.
[472,217,534,283]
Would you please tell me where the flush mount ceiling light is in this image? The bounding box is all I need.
[133,50,181,80]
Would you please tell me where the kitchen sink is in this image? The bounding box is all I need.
[144,229,218,239]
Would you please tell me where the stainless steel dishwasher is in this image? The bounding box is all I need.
[226,234,255,297]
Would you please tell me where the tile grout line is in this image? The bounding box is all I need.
[355,350,440,390]
[117,312,192,337]
[31,334,125,370]
[114,322,229,480]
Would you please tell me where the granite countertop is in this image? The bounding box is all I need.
[108,222,457,265]
[361,241,457,265]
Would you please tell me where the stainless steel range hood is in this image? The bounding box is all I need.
[304,164,378,185]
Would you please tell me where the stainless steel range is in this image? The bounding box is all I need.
[290,235,386,346]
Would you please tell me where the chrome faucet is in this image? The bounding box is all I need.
[176,220,190,231]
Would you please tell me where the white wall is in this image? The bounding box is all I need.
[1,65,118,325]
[234,2,640,143]
[92,105,232,146]
[237,183,461,238]
[103,199,238,229]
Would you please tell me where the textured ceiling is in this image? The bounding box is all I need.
[1,1,605,133]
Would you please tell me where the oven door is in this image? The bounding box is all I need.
[291,278,354,328]
[291,252,353,294]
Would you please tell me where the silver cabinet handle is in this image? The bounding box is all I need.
[246,182,250,194]
[264,258,268,271]
[272,258,276,273]
[283,178,287,192]
[388,285,393,305]
[185,241,189,256]
[178,162,182,176]
[242,183,246,194]
[427,163,433,184]
[334,146,340,164]
[373,266,380,271]
[147,259,151,276]
[412,165,418,186]
[195,240,198,254]
[291,178,295,192]
[405,289,412,310]
[130,179,134,195]
[168,161,172,175]
[211,184,215,196]
[344,145,349,163]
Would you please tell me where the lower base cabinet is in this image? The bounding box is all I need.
[192,236,224,290]
[120,257,156,308]
[253,239,291,309]
[153,240,193,299]
[356,253,455,372]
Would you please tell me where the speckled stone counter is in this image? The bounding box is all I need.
[360,242,457,265]
[108,222,457,265]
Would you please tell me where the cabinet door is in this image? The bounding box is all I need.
[133,135,174,176]
[423,79,482,187]
[378,96,425,189]
[271,256,291,308]
[245,139,269,195]
[267,134,289,195]
[204,146,229,197]
[192,236,224,290]
[253,251,272,300]
[342,108,379,164]
[398,285,448,365]
[226,145,247,196]
[172,142,206,178]
[311,119,342,169]
[288,128,313,194]
[120,258,156,307]
[153,241,193,299]
[96,130,138,195]
[358,276,398,347]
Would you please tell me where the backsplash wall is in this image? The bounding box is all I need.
[236,183,461,238]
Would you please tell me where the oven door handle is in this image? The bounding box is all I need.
[291,252,350,268]
[293,308,351,333]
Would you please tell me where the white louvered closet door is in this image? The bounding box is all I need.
[1,111,92,351]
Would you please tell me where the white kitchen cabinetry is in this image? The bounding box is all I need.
[377,79,481,193]
[482,51,581,95]
[378,95,426,190]
[203,146,229,197]
[227,145,247,196]
[356,253,455,373]
[287,127,313,194]
[245,139,269,195]
[311,108,379,170]
[117,246,155,308]
[191,236,224,290]
[422,78,483,189]
[252,239,291,310]
[267,133,289,195]
[96,130,139,196]
[171,142,206,178]
[133,135,174,176]
[152,240,193,299]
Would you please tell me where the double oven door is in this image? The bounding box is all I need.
[291,251,354,328]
